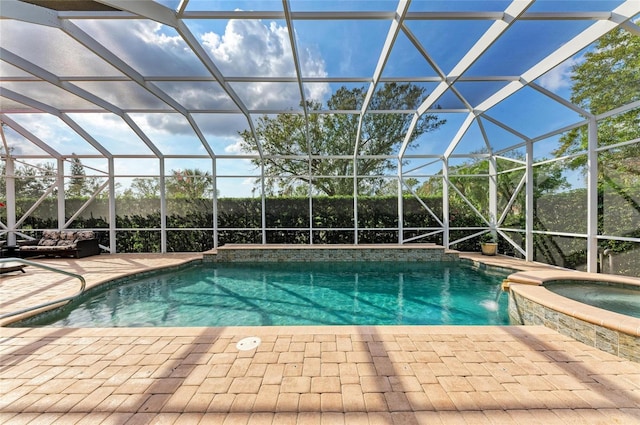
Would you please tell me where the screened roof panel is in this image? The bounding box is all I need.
[408,1,511,12]
[527,0,625,12]
[533,49,590,102]
[195,19,297,78]
[403,20,495,75]
[381,31,440,79]
[113,158,159,176]
[402,159,443,177]
[289,1,397,12]
[0,61,39,78]
[433,88,468,110]
[73,81,173,111]
[464,20,595,77]
[308,83,368,110]
[67,113,157,156]
[485,86,586,138]
[451,120,490,155]
[294,20,391,78]
[480,118,527,152]
[191,113,252,154]
[2,82,106,111]
[153,0,181,10]
[152,81,240,111]
[0,0,638,178]
[128,113,211,156]
[0,124,53,156]
[303,82,332,104]
[369,82,438,111]
[403,113,471,156]
[185,1,283,12]
[72,20,212,77]
[0,21,125,77]
[453,81,512,108]
[0,97,38,113]
[9,113,104,156]
[230,82,303,110]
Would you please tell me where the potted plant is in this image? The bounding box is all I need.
[480,233,498,256]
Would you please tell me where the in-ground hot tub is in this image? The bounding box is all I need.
[506,270,640,362]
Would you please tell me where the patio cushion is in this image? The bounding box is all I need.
[74,231,95,242]
[41,230,60,240]
[38,238,57,247]
[60,231,76,241]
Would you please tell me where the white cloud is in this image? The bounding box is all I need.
[202,19,294,77]
[201,18,329,109]
[538,56,582,91]
[224,139,247,154]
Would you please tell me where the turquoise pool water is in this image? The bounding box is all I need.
[545,281,640,318]
[14,262,510,327]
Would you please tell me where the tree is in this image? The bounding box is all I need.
[67,155,87,198]
[416,150,569,225]
[166,168,214,199]
[239,83,445,196]
[555,24,640,253]
[555,25,640,181]
[15,162,57,199]
[127,178,160,199]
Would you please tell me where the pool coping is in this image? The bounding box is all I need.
[504,270,640,362]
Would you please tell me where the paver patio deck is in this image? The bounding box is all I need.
[1,254,639,424]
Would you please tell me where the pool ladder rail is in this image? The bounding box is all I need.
[0,257,87,320]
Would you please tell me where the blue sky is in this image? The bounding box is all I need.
[1,0,634,197]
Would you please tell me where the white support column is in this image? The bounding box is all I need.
[489,155,498,240]
[397,158,403,244]
[108,158,116,253]
[308,158,313,244]
[261,162,266,244]
[525,141,534,261]
[353,158,359,245]
[442,158,450,248]
[212,158,218,249]
[5,157,16,245]
[57,158,65,229]
[586,118,599,272]
[160,158,167,253]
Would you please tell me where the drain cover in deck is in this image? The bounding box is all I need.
[236,337,261,351]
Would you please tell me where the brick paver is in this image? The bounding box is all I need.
[2,326,639,424]
[1,254,639,424]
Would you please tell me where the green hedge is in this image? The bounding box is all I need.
[7,189,638,276]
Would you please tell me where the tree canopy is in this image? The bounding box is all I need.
[556,25,640,183]
[239,83,445,196]
[166,168,214,199]
[415,150,569,226]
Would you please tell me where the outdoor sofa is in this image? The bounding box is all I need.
[19,230,101,259]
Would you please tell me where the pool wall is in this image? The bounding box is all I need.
[204,244,460,263]
[506,271,640,362]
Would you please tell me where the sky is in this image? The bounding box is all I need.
[0,0,634,197]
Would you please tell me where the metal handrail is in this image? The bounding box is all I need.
[0,257,87,320]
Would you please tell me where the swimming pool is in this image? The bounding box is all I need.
[12,262,510,327]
